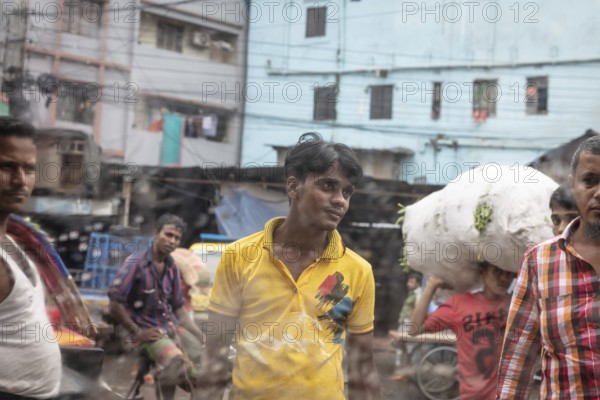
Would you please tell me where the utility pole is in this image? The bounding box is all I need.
[1,11,11,82]
[121,177,133,227]
[0,12,14,116]
[1,6,29,117]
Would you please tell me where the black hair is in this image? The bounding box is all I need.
[571,135,600,176]
[478,261,492,270]
[549,185,577,211]
[155,214,187,233]
[408,273,422,283]
[284,132,363,185]
[0,117,35,139]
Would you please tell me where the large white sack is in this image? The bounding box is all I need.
[403,164,558,293]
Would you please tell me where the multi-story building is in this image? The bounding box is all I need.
[242,1,600,183]
[0,0,135,159]
[0,0,247,165]
[127,0,247,166]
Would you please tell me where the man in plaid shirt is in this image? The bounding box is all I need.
[497,135,600,399]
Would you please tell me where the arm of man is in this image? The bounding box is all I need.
[194,244,242,399]
[0,258,13,304]
[109,300,163,342]
[195,311,237,400]
[169,264,206,344]
[408,275,445,336]
[496,253,541,400]
[347,332,381,400]
[175,306,205,344]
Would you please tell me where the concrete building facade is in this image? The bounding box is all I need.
[127,0,247,166]
[0,0,247,165]
[242,0,600,183]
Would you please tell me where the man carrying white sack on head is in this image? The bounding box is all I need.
[400,164,558,400]
[408,262,515,400]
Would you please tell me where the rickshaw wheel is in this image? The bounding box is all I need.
[416,346,459,400]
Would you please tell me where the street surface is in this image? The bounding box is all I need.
[99,335,426,400]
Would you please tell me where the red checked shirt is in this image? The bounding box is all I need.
[497,218,600,399]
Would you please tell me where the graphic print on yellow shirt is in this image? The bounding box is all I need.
[316,272,352,343]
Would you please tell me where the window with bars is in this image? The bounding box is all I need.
[473,79,498,119]
[157,21,184,53]
[61,0,103,37]
[370,85,393,120]
[313,85,337,121]
[306,7,327,38]
[55,82,96,125]
[526,76,548,115]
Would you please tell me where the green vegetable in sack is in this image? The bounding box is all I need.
[396,204,410,272]
[474,202,493,235]
[396,203,406,224]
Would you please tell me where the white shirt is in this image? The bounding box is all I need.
[0,239,62,398]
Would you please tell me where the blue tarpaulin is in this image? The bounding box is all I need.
[214,185,289,239]
[160,112,183,165]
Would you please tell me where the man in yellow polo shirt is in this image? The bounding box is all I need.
[196,133,381,400]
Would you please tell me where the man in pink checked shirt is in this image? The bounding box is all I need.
[497,135,600,399]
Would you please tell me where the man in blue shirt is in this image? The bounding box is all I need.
[109,214,204,399]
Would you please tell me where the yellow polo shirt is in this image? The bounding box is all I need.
[209,217,375,400]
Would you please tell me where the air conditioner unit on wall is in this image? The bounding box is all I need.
[190,31,211,49]
[211,40,233,52]
[374,69,388,78]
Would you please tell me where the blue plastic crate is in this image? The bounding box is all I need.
[81,233,152,289]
